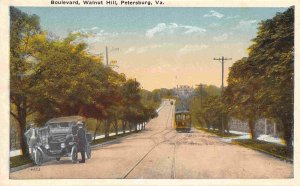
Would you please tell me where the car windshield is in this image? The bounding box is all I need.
[49,122,70,128]
[59,122,70,127]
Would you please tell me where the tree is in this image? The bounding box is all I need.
[247,7,294,147]
[10,7,42,154]
[223,57,262,139]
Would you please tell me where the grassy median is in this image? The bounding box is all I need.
[91,131,136,145]
[232,139,293,162]
[10,155,32,168]
[195,127,241,138]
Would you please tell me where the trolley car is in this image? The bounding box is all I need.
[174,110,192,132]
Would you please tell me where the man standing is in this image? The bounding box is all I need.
[24,122,37,156]
[77,121,87,163]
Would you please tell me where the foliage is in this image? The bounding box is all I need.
[224,7,294,146]
[248,7,294,148]
[189,84,228,133]
[223,57,262,139]
[9,7,158,154]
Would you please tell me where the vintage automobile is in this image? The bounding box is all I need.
[25,116,92,165]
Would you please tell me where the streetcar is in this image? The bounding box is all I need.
[174,110,192,132]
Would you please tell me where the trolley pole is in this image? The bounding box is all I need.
[213,56,232,134]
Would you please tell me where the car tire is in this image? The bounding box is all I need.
[56,157,60,161]
[86,144,91,159]
[71,146,78,163]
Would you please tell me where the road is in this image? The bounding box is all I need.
[10,100,293,179]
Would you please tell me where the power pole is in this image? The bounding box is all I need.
[213,56,232,134]
[213,56,232,92]
[105,46,119,66]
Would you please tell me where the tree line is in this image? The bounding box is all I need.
[10,7,159,155]
[190,7,294,149]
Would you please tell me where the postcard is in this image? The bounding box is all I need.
[0,0,299,185]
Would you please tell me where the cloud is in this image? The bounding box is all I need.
[213,33,229,42]
[72,27,118,44]
[145,23,206,38]
[233,19,258,29]
[226,15,240,19]
[208,23,220,28]
[124,47,136,54]
[124,44,163,54]
[203,10,224,19]
[177,44,208,55]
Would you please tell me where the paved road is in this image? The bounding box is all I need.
[10,100,293,179]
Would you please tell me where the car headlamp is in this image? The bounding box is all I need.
[45,144,50,149]
[61,143,66,148]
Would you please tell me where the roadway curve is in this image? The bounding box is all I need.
[10,100,292,179]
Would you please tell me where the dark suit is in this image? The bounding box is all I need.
[78,127,87,163]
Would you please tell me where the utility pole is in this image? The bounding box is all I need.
[213,56,232,134]
[105,46,119,67]
[213,56,232,92]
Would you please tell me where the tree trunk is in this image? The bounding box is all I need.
[135,123,137,132]
[114,120,118,135]
[122,121,126,134]
[104,120,109,138]
[248,119,257,140]
[129,122,132,132]
[17,96,28,155]
[93,119,101,140]
[220,114,225,134]
[282,119,293,150]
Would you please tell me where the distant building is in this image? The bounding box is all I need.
[173,85,194,99]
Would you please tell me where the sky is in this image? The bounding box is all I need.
[18,7,289,90]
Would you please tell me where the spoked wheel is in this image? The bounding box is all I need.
[86,144,91,159]
[71,146,78,163]
[33,147,43,166]
[56,157,61,161]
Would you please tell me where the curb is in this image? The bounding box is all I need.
[232,140,293,163]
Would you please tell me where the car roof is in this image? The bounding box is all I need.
[175,110,190,114]
[46,115,86,125]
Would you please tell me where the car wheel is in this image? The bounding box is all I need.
[86,144,91,159]
[56,157,60,161]
[71,146,78,163]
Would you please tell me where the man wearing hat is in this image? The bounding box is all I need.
[24,122,38,156]
[77,121,87,163]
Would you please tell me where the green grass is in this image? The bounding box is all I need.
[232,139,293,161]
[196,127,241,138]
[10,155,32,168]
